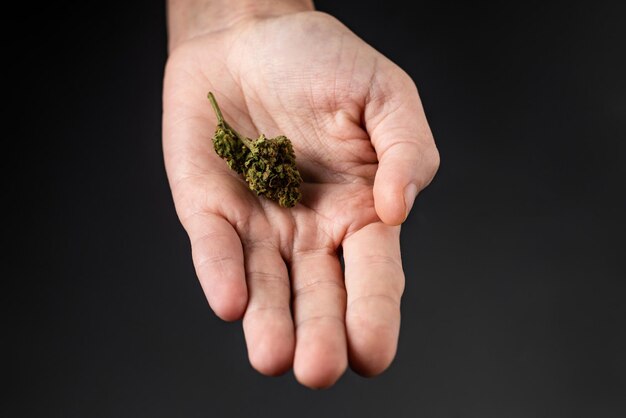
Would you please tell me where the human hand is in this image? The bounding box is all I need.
[163,1,439,388]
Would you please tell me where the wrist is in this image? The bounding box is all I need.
[167,0,315,52]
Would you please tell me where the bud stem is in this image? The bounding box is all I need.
[207,92,225,124]
[207,92,254,148]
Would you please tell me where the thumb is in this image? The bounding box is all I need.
[366,72,440,225]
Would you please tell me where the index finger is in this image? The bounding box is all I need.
[163,65,250,321]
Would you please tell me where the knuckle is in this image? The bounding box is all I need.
[429,144,441,175]
[246,270,290,292]
[194,252,235,273]
[292,279,344,298]
[418,142,440,185]
[348,293,401,311]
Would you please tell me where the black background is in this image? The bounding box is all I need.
[7,1,625,417]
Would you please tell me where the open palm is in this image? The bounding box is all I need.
[163,11,439,388]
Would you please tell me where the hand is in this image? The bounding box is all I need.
[163,9,439,388]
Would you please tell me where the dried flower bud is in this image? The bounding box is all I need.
[243,135,303,208]
[212,126,248,175]
[208,92,303,208]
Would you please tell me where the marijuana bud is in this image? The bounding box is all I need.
[208,92,303,208]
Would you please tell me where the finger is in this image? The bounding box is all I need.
[184,211,248,321]
[163,70,252,322]
[365,69,440,225]
[242,241,295,376]
[342,222,404,376]
[291,249,347,388]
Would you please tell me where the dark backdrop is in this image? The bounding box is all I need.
[8,1,625,417]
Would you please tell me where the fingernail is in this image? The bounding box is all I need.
[404,183,418,219]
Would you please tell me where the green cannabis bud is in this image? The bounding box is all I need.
[208,92,303,208]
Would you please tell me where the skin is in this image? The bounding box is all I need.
[163,1,440,389]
